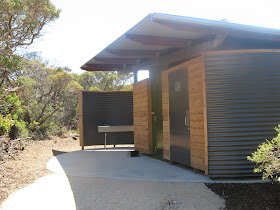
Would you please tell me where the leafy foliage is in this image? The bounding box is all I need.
[0,0,60,55]
[78,71,133,91]
[0,115,14,135]
[247,125,280,182]
[0,0,60,91]
[0,0,133,140]
[0,55,23,88]
[1,58,133,138]
[15,60,82,137]
[0,92,28,138]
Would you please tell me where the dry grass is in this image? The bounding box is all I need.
[0,135,81,205]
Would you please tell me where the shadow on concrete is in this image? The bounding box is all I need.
[52,149,67,156]
[48,149,213,182]
[47,149,216,209]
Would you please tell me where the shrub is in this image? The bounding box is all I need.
[0,115,14,135]
[247,125,280,182]
[0,93,28,138]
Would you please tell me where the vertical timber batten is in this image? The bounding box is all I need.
[201,55,209,175]
[79,90,84,149]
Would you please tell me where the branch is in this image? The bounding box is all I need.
[35,90,58,122]
[35,86,63,122]
[37,86,53,104]
[38,103,64,126]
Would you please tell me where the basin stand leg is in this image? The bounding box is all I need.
[81,146,84,150]
[104,132,107,149]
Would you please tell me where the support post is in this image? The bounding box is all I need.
[79,90,84,149]
[134,69,138,83]
[150,64,168,159]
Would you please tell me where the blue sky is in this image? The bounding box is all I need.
[25,0,280,79]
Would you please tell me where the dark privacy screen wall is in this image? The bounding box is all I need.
[82,91,134,146]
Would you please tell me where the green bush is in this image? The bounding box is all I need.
[3,93,23,115]
[247,125,280,182]
[0,93,28,138]
[0,115,14,135]
[14,119,29,138]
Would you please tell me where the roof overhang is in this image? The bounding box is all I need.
[81,13,280,72]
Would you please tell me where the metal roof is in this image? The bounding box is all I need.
[81,13,280,72]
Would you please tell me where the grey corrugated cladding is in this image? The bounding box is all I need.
[205,52,280,177]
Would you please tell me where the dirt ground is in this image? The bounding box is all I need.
[206,183,280,210]
[0,135,82,205]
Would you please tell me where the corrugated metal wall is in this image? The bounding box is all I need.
[82,91,133,146]
[205,52,280,177]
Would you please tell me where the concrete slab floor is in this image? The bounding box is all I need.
[47,150,214,183]
[48,150,266,183]
[1,150,264,210]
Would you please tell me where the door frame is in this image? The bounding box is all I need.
[161,56,209,174]
[168,67,191,166]
[161,62,193,161]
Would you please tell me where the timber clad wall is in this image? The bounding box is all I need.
[187,57,206,171]
[133,79,152,154]
[161,57,207,171]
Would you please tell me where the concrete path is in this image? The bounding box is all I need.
[1,150,225,210]
[47,150,213,183]
[1,174,225,210]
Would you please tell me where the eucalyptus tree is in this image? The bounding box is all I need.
[79,71,133,91]
[0,0,60,55]
[0,0,60,87]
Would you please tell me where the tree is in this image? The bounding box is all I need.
[17,60,82,136]
[0,0,60,138]
[0,54,23,87]
[0,0,60,55]
[247,125,280,182]
[79,71,133,91]
[0,0,60,89]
